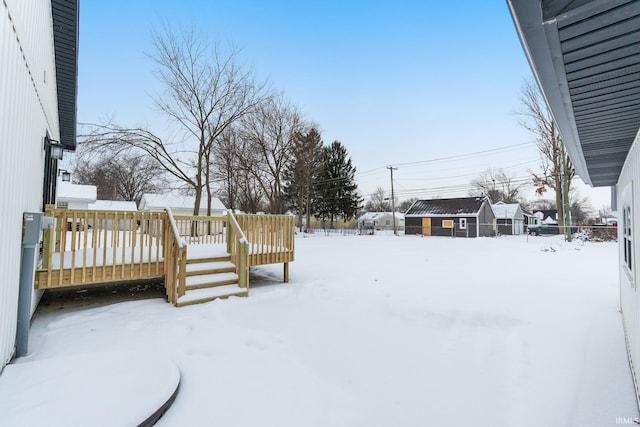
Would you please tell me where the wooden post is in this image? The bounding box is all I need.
[226,214,231,254]
[239,242,248,288]
[42,217,54,269]
[284,262,289,283]
[163,214,171,302]
[178,246,187,298]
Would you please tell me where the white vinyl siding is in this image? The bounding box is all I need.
[0,0,59,369]
[618,131,640,409]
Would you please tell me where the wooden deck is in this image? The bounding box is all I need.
[36,207,295,306]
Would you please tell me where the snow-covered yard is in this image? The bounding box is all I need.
[11,234,640,426]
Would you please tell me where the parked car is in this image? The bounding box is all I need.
[528,225,560,235]
[528,225,580,235]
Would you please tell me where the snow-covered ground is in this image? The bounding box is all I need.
[9,233,640,426]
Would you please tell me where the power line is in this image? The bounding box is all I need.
[389,142,534,168]
[395,160,537,182]
[387,166,398,235]
[355,142,535,177]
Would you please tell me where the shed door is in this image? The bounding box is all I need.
[422,218,431,236]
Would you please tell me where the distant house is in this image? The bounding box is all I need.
[521,210,538,233]
[138,193,227,216]
[88,200,138,212]
[88,200,139,230]
[56,182,97,210]
[357,212,405,232]
[532,209,558,225]
[492,202,525,235]
[404,197,496,238]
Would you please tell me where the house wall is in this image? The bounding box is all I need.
[477,202,495,237]
[496,219,524,235]
[497,219,514,235]
[375,214,405,231]
[617,130,640,409]
[404,216,477,237]
[141,207,226,217]
[65,201,90,210]
[0,0,59,369]
[405,217,422,235]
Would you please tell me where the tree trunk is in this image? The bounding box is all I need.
[297,192,304,231]
[305,193,311,233]
[555,175,564,234]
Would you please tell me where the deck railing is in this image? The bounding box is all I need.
[38,207,295,294]
[231,214,295,283]
[173,215,227,244]
[40,205,165,288]
[227,212,249,288]
[234,214,295,266]
[164,208,187,304]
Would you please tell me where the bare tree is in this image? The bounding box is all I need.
[73,145,166,203]
[211,125,268,213]
[365,186,392,212]
[81,27,270,215]
[569,189,593,225]
[211,127,242,210]
[469,168,526,203]
[397,197,418,213]
[238,97,304,214]
[114,155,168,203]
[518,80,575,232]
[570,196,592,225]
[530,198,556,210]
[597,205,614,222]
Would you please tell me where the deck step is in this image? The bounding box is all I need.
[186,255,231,264]
[185,261,236,277]
[176,284,248,307]
[185,272,239,290]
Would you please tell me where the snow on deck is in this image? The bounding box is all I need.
[187,243,230,260]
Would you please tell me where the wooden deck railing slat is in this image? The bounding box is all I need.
[59,210,67,286]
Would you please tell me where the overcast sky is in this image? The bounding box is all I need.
[76,0,612,210]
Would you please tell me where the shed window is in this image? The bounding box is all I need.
[459,218,467,230]
[624,205,632,272]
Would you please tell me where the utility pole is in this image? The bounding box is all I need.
[387,166,398,235]
[560,145,572,242]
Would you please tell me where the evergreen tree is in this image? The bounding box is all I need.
[313,141,361,227]
[283,127,323,231]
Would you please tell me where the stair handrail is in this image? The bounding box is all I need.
[166,207,185,249]
[165,207,187,304]
[227,212,250,288]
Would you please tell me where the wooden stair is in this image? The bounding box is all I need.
[176,255,248,307]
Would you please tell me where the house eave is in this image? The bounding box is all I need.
[506,0,591,184]
[51,0,79,151]
[506,0,640,187]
